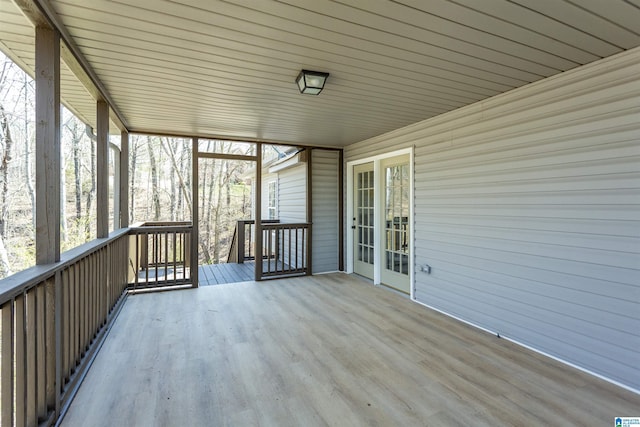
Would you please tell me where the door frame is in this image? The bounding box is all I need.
[346,147,415,299]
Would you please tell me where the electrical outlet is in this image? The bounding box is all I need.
[422,264,431,274]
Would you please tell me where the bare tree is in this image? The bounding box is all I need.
[85,126,96,236]
[0,104,13,276]
[147,136,161,220]
[23,74,35,228]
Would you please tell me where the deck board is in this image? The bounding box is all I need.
[198,262,255,285]
[60,274,640,426]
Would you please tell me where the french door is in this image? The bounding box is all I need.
[351,154,411,294]
[353,162,375,279]
[380,155,410,293]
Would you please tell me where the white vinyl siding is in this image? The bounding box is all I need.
[312,150,340,273]
[344,48,640,391]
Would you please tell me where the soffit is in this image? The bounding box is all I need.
[4,0,640,146]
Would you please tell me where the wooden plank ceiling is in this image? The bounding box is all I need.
[3,0,640,147]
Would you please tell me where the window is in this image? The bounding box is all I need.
[267,180,277,220]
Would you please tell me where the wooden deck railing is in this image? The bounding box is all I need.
[261,222,310,278]
[0,221,195,426]
[227,219,279,263]
[0,230,130,427]
[128,222,194,290]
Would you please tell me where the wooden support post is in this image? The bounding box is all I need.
[119,131,129,228]
[35,26,61,264]
[306,148,313,275]
[255,143,262,281]
[338,149,344,271]
[113,146,121,230]
[237,221,245,263]
[96,100,109,238]
[191,137,199,287]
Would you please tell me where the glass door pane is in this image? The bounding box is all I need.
[381,156,410,293]
[353,163,374,279]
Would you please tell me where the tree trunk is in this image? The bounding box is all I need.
[160,137,192,217]
[129,136,138,223]
[24,74,35,228]
[147,136,161,221]
[60,136,67,242]
[73,121,81,220]
[85,127,96,236]
[0,233,11,277]
[0,104,13,238]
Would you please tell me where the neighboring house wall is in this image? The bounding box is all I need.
[312,149,340,273]
[276,163,307,269]
[277,164,306,222]
[261,172,278,220]
[344,48,640,391]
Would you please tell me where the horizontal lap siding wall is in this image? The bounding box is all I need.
[344,48,640,391]
[278,164,306,269]
[277,164,306,223]
[312,150,340,273]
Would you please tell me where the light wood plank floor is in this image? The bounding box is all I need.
[61,273,639,426]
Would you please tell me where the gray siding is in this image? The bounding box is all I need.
[277,164,307,269]
[312,150,340,273]
[345,48,640,390]
[277,164,306,222]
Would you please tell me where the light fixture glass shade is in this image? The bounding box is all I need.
[296,70,329,95]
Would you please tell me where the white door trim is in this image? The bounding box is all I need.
[346,147,415,299]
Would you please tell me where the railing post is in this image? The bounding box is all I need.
[191,137,199,287]
[237,220,245,263]
[255,143,262,281]
[306,148,313,276]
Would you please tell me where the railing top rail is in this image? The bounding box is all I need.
[237,219,280,225]
[129,225,193,234]
[131,221,192,227]
[261,222,310,228]
[0,228,130,305]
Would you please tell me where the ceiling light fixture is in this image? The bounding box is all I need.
[296,70,330,95]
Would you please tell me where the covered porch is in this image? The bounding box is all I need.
[60,273,639,426]
[0,0,639,426]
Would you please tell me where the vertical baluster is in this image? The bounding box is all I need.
[90,253,96,341]
[100,249,105,324]
[135,233,140,287]
[295,227,299,271]
[74,262,81,367]
[183,230,187,282]
[1,301,14,427]
[162,231,169,284]
[62,269,70,386]
[26,288,37,426]
[302,227,306,272]
[83,256,89,351]
[288,226,292,273]
[46,277,56,414]
[153,232,158,286]
[145,233,149,285]
[247,222,252,260]
[172,231,177,284]
[15,293,25,427]
[36,284,47,421]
